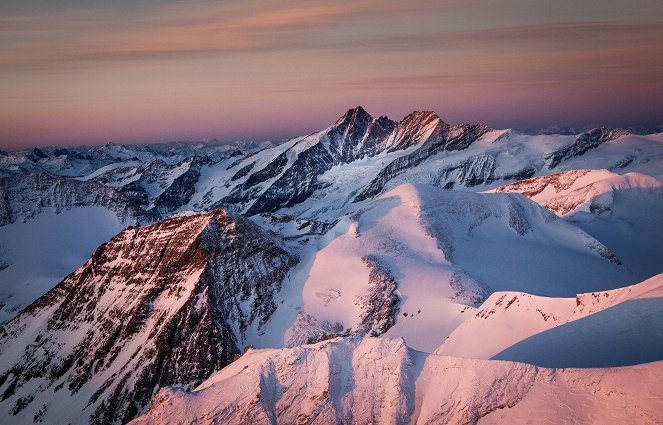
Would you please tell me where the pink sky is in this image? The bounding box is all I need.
[1,0,662,149]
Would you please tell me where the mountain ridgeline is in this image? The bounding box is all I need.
[1,106,663,424]
[0,106,649,226]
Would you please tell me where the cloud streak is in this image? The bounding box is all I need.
[1,2,359,67]
[3,12,662,85]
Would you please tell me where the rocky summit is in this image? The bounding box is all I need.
[0,210,297,424]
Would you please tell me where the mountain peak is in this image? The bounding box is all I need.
[0,208,298,423]
[399,110,441,125]
[30,147,47,158]
[335,106,373,126]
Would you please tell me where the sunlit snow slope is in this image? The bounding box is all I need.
[437,273,663,367]
[252,183,637,352]
[132,337,663,425]
[493,169,663,280]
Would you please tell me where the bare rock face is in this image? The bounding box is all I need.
[387,111,441,152]
[353,123,490,202]
[0,172,153,226]
[0,210,298,424]
[437,154,497,188]
[151,157,211,216]
[354,256,400,337]
[546,128,629,168]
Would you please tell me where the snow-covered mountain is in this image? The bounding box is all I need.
[133,275,663,424]
[0,210,297,424]
[1,106,663,424]
[492,169,663,280]
[5,107,662,225]
[263,183,635,353]
[132,336,663,425]
[492,169,662,216]
[437,273,663,366]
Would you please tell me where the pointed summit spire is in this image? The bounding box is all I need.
[399,110,442,126]
[335,106,373,126]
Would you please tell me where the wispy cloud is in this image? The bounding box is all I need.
[0,2,360,67]
[1,0,662,147]
[3,4,662,75]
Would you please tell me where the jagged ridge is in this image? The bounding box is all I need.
[0,210,297,424]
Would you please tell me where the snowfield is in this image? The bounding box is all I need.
[0,207,125,323]
[256,183,638,353]
[493,169,663,280]
[438,273,663,365]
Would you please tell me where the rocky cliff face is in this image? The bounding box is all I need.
[436,154,498,189]
[0,210,297,424]
[387,111,440,152]
[354,123,490,202]
[354,256,400,337]
[151,157,211,216]
[0,173,153,226]
[546,128,629,168]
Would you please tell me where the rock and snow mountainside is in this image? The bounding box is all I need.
[492,168,662,216]
[4,107,662,226]
[132,336,663,425]
[493,169,663,280]
[212,109,663,220]
[1,109,662,311]
[1,107,663,424]
[266,183,635,353]
[0,172,152,227]
[0,210,297,424]
[0,173,154,323]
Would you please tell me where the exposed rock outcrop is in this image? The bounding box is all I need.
[546,128,629,168]
[0,173,152,226]
[0,210,298,424]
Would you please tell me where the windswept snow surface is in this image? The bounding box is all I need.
[0,207,124,323]
[493,169,663,280]
[252,183,636,353]
[132,337,663,425]
[438,273,663,367]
